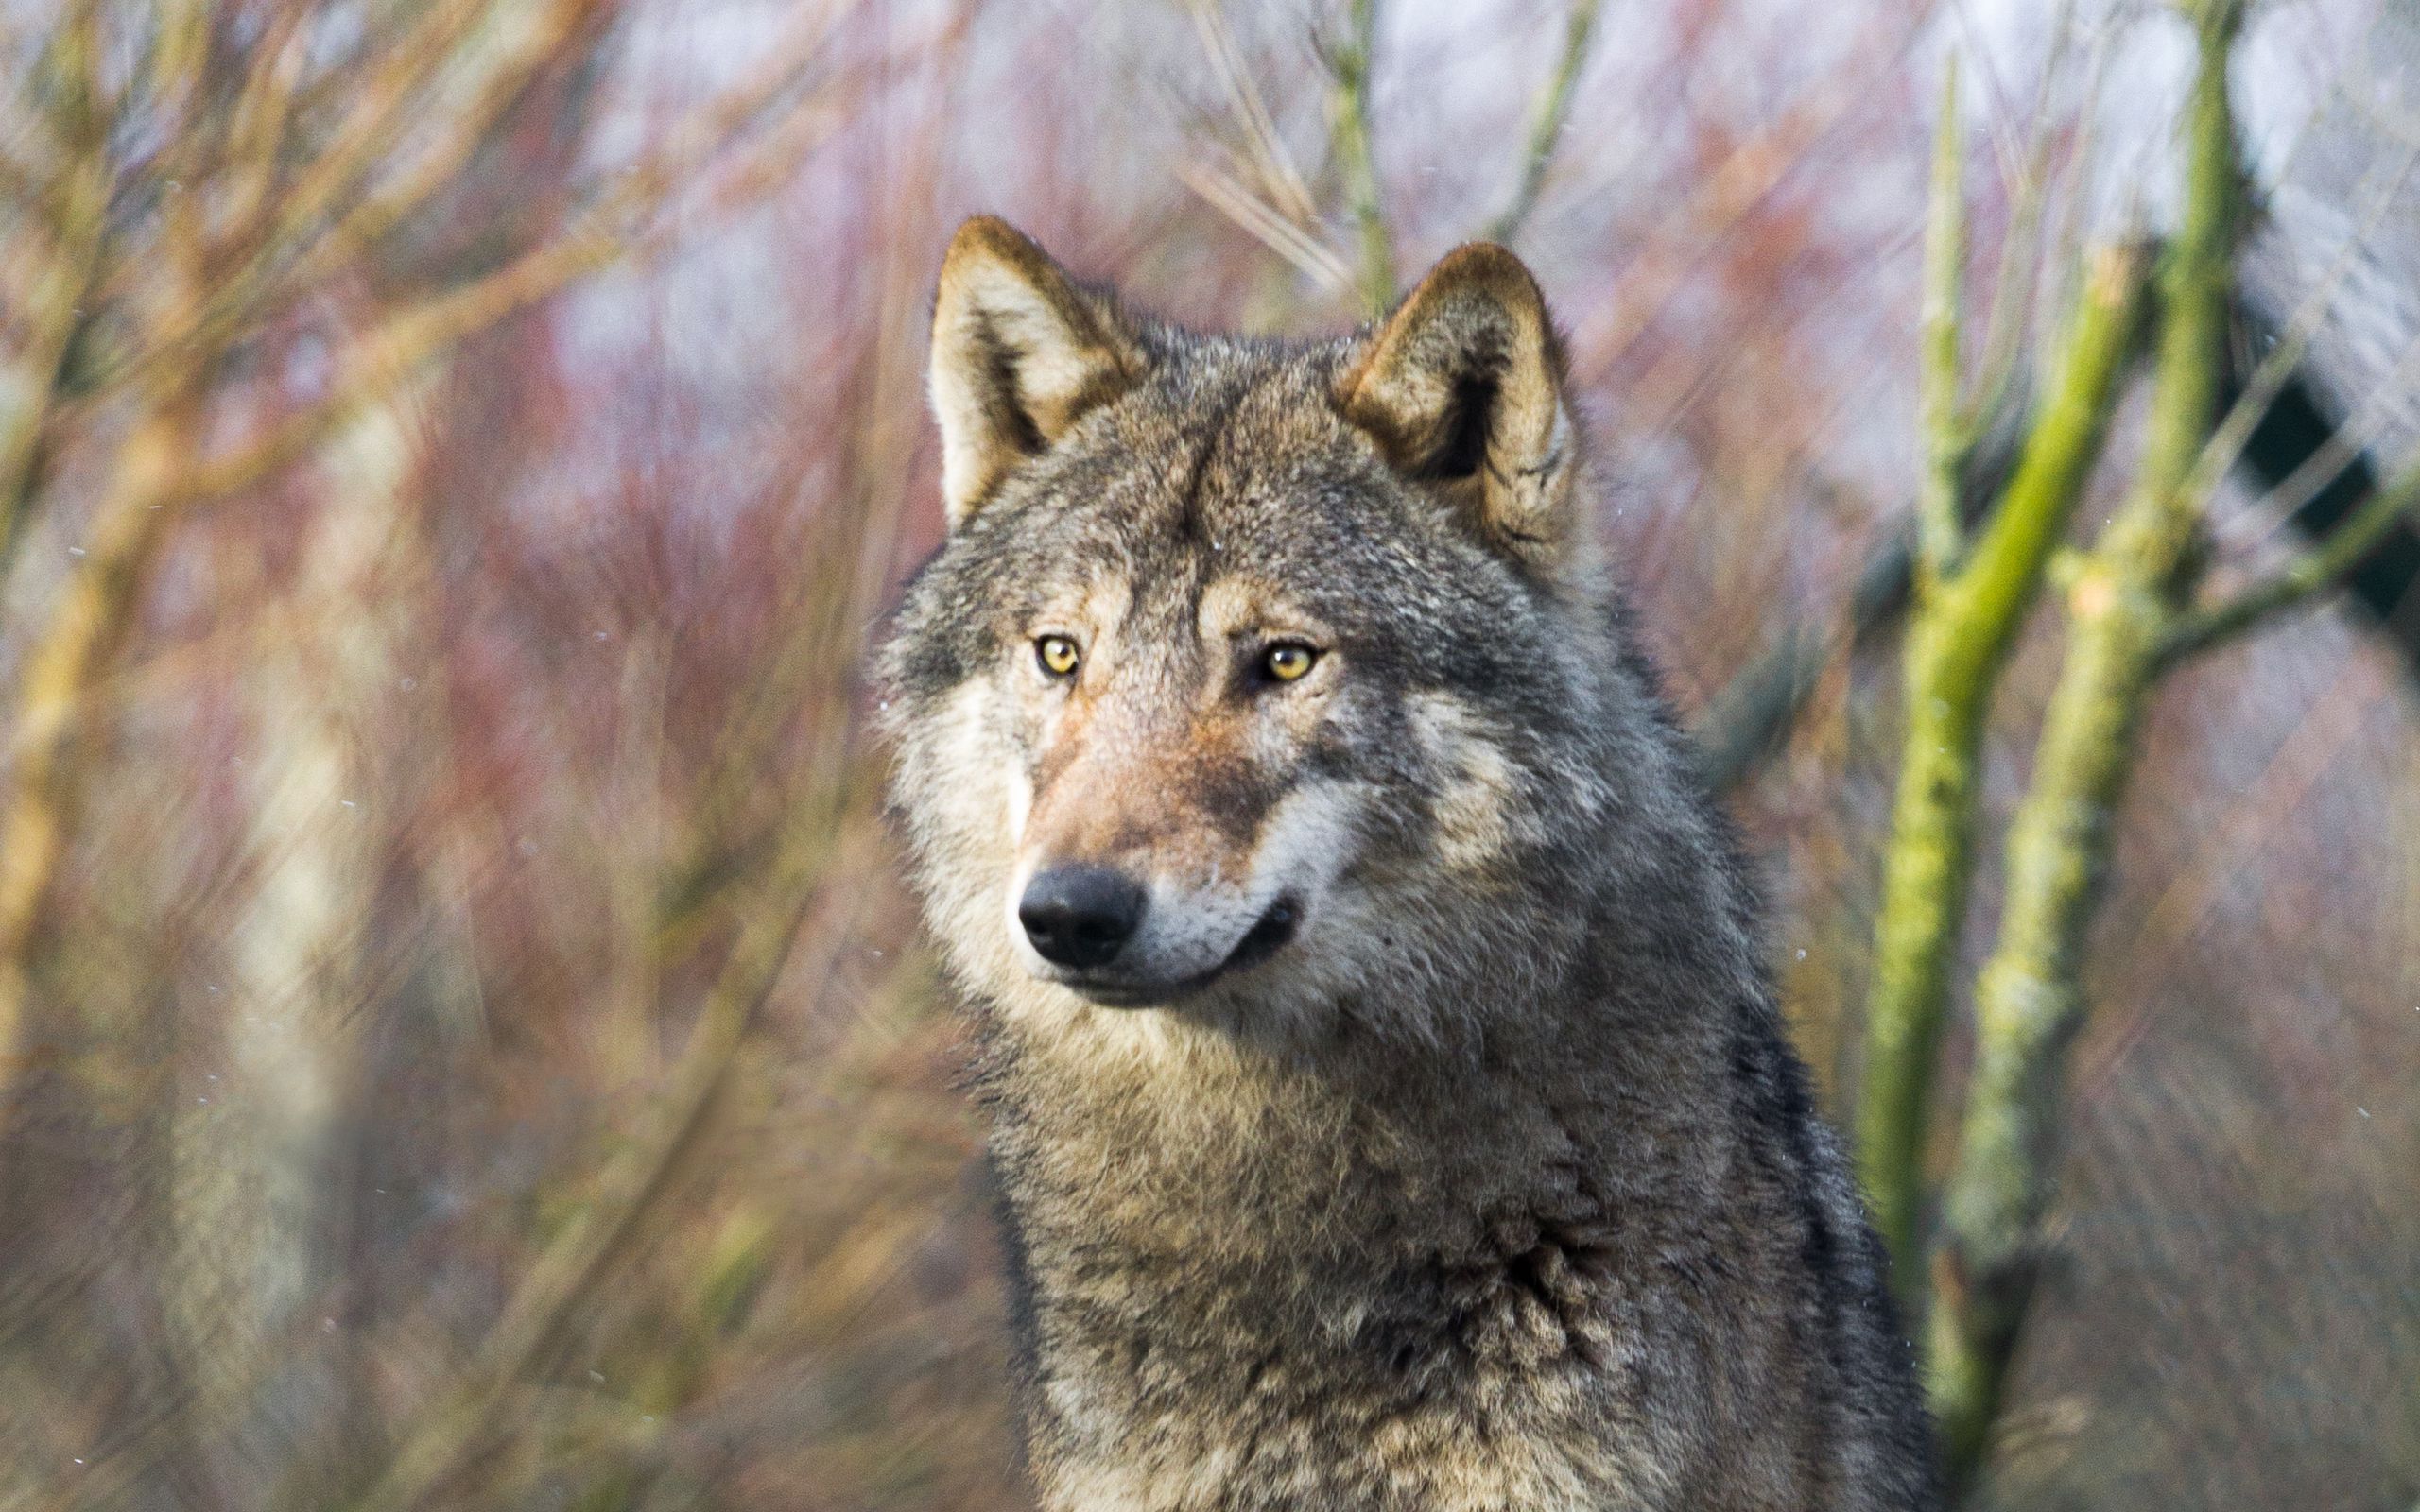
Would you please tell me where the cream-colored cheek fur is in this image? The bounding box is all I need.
[1408,691,1529,874]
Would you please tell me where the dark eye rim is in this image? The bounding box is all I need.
[1035,634,1081,678]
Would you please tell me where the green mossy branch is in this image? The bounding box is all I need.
[1330,0,1395,318]
[1917,59,1971,582]
[1857,233,2151,1282]
[1925,0,2246,1487]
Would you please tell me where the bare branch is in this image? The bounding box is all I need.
[1177,156,1355,293]
[1327,0,1393,317]
[2180,135,2420,521]
[1918,57,1970,578]
[1185,0,1320,227]
[346,812,873,1512]
[2161,455,2420,660]
[1485,0,1601,245]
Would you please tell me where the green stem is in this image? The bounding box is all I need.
[1486,0,1601,245]
[1857,241,2150,1283]
[1330,0,1394,317]
[1926,2,2242,1487]
[1917,56,1968,580]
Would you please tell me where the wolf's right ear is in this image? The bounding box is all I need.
[928,216,1144,527]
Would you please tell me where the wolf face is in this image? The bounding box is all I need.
[884,218,1629,1046]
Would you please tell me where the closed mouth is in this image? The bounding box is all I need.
[1065,894,1303,1009]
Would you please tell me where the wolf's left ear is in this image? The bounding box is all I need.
[1339,244,1581,569]
[928,216,1145,527]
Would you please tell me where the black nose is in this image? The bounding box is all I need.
[1018,866,1147,970]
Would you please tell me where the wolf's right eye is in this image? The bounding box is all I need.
[1035,635,1081,679]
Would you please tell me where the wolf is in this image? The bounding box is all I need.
[880,215,1939,1511]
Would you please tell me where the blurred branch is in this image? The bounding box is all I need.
[1693,26,2097,790]
[0,11,111,573]
[2160,455,2420,661]
[348,810,875,1512]
[2175,136,2420,527]
[1176,156,1356,292]
[1696,112,2416,793]
[1565,5,1914,380]
[1691,528,1910,791]
[1856,237,2149,1283]
[1961,0,2072,430]
[1925,2,2245,1486]
[97,0,504,400]
[0,393,204,1094]
[1917,59,1971,579]
[1691,379,2034,793]
[1184,0,1319,228]
[1327,0,1394,317]
[1484,0,1601,245]
[0,0,878,1099]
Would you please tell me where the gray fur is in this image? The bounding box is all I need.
[882,218,1939,1511]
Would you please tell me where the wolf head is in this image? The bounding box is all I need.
[883,218,1653,1047]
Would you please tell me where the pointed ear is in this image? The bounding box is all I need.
[928,216,1144,526]
[1338,244,1582,567]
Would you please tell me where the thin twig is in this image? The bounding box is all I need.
[2160,455,2420,661]
[1328,0,1393,317]
[1486,0,1601,244]
[2221,325,2420,560]
[2178,134,2420,523]
[1184,0,1319,226]
[1177,156,1355,292]
[1963,0,2076,433]
[1917,57,1970,579]
[345,812,874,1512]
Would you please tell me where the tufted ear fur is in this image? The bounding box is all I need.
[1338,243,1581,569]
[928,216,1144,526]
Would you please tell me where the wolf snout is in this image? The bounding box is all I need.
[1018,865,1148,969]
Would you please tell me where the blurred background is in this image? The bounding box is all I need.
[0,0,2414,1507]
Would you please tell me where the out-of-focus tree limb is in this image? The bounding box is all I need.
[346,807,876,1512]
[1176,156,1357,293]
[0,12,111,574]
[2160,455,2420,660]
[1690,525,1909,792]
[1184,0,1320,230]
[0,0,880,1099]
[1486,0,1601,245]
[1925,1,2244,1487]
[78,0,597,403]
[1856,237,2149,1283]
[1328,0,1393,317]
[1691,381,2034,795]
[0,391,205,1092]
[1916,60,1971,581]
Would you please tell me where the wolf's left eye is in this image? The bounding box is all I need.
[1261,644,1320,683]
[1035,635,1081,679]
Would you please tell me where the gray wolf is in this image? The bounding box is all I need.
[880,215,1939,1510]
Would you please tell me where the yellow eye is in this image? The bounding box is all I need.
[1263,644,1319,682]
[1036,635,1080,678]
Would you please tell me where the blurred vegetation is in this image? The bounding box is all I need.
[1,1,2414,1509]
